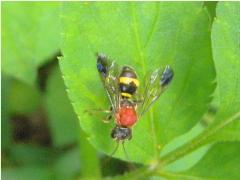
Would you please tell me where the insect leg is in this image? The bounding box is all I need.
[84,107,113,123]
[102,114,113,123]
[84,108,112,116]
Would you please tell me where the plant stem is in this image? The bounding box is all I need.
[159,111,240,166]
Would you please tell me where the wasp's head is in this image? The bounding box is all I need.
[111,125,132,141]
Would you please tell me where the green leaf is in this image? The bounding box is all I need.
[157,3,240,168]
[45,66,101,178]
[2,74,41,150]
[204,2,217,23]
[2,2,60,85]
[45,67,79,147]
[8,78,41,114]
[53,147,80,180]
[161,123,210,172]
[183,142,240,179]
[9,144,56,165]
[205,2,240,142]
[60,2,215,164]
[2,166,54,180]
[2,73,41,116]
[2,75,13,149]
[78,130,102,179]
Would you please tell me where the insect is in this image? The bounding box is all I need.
[96,53,174,143]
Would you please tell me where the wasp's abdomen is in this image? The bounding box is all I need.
[116,106,137,127]
[119,66,139,98]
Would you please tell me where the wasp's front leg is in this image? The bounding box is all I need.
[84,107,113,123]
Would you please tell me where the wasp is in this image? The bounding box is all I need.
[96,53,174,143]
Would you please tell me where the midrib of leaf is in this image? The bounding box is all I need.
[131,3,146,73]
[143,4,160,48]
[131,4,159,159]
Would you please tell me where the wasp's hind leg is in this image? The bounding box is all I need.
[84,108,112,115]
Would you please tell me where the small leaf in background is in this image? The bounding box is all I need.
[7,78,41,115]
[184,142,240,179]
[53,147,80,180]
[2,166,54,180]
[204,1,218,23]
[45,66,79,147]
[60,2,215,164]
[2,2,60,85]
[45,65,101,178]
[2,74,41,149]
[2,75,13,149]
[8,144,56,166]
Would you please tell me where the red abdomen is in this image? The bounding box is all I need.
[116,106,137,127]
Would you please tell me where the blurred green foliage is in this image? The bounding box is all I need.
[1,1,240,180]
[2,2,60,85]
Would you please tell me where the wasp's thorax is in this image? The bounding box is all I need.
[119,66,139,99]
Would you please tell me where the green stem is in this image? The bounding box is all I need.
[160,111,240,166]
[155,170,206,180]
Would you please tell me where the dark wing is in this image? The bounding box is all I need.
[96,53,120,114]
[137,65,174,118]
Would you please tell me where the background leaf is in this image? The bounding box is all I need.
[60,2,215,164]
[2,166,54,180]
[203,2,240,143]
[1,74,41,149]
[184,142,240,180]
[45,67,79,147]
[45,66,101,178]
[158,2,240,170]
[2,2,60,85]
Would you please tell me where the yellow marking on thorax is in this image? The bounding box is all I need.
[121,92,132,98]
[119,77,139,87]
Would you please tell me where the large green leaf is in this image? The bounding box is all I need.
[60,2,215,164]
[2,2,60,85]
